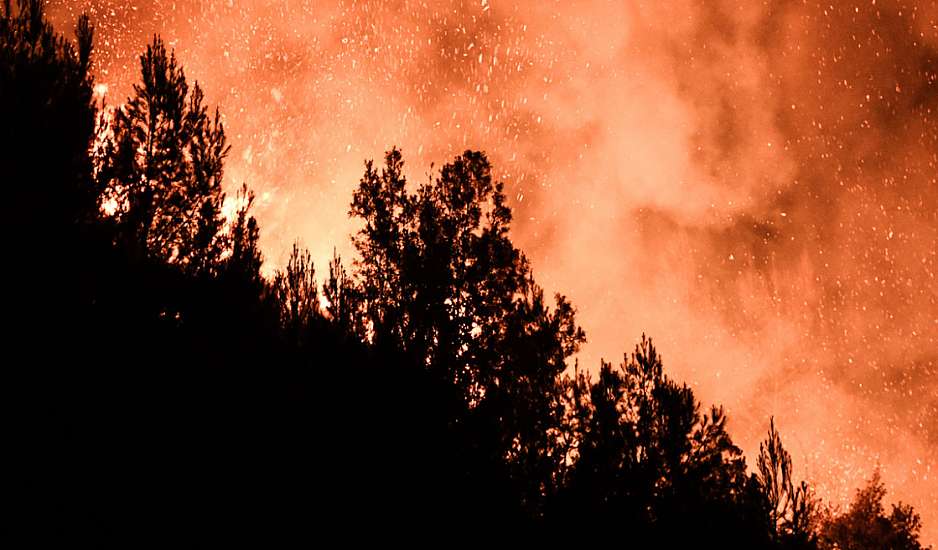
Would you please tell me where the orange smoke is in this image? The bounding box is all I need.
[49,0,938,542]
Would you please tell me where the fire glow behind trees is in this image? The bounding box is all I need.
[41,0,938,544]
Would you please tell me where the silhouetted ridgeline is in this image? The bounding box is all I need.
[0,2,930,546]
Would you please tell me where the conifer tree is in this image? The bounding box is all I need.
[349,148,585,513]
[820,470,927,550]
[98,36,229,274]
[1,0,96,231]
[557,336,760,545]
[757,418,819,547]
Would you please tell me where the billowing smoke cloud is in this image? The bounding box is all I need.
[49,0,938,542]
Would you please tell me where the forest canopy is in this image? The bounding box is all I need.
[0,2,930,547]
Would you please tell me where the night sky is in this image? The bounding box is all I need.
[49,0,938,542]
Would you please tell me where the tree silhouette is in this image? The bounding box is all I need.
[757,417,819,547]
[554,335,772,546]
[820,470,928,550]
[97,36,229,274]
[273,240,322,349]
[349,148,585,514]
[1,0,96,232]
[323,249,361,338]
[221,183,264,289]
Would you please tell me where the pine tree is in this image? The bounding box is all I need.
[556,336,763,545]
[820,470,928,550]
[756,418,819,547]
[222,183,264,288]
[273,241,320,347]
[98,36,229,274]
[1,0,97,231]
[323,249,360,339]
[349,148,585,514]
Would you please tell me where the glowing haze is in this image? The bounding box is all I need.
[50,0,937,540]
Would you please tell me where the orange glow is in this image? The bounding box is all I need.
[49,0,938,542]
